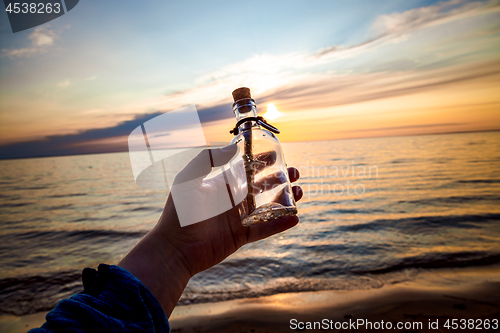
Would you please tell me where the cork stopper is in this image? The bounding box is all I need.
[232,87,251,102]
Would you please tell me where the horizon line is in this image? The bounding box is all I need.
[0,128,498,162]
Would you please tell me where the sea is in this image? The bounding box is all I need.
[1,131,499,316]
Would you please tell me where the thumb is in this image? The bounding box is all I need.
[210,144,238,167]
[172,144,238,185]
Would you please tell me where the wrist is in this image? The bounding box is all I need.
[118,224,192,317]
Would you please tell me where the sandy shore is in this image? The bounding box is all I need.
[169,280,500,332]
[0,312,47,333]
[2,268,499,333]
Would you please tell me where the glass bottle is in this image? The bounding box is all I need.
[229,87,297,226]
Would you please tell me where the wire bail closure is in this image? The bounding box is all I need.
[230,116,280,135]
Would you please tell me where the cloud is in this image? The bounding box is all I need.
[160,56,500,121]
[339,123,464,133]
[2,0,499,158]
[317,0,498,58]
[371,0,476,36]
[57,80,71,88]
[0,103,233,159]
[157,0,499,113]
[257,59,500,110]
[2,26,59,58]
[0,112,164,159]
[4,57,496,160]
[29,26,57,47]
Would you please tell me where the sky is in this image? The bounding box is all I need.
[0,0,499,158]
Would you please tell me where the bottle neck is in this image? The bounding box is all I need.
[233,98,259,132]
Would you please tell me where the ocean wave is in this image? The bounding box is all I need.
[179,253,500,305]
[41,204,73,211]
[179,275,385,305]
[354,252,500,275]
[127,206,163,212]
[398,194,500,206]
[278,243,386,259]
[0,230,146,256]
[336,213,500,233]
[3,252,499,315]
[0,270,83,316]
[181,252,500,305]
[47,193,87,198]
[0,202,33,208]
[326,208,386,215]
[455,179,500,184]
[6,186,51,191]
[389,158,415,164]
[1,229,145,243]
[0,269,384,315]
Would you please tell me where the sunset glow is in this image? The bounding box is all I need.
[263,103,282,121]
[0,0,499,158]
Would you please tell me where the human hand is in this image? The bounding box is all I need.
[119,145,302,316]
[160,166,302,274]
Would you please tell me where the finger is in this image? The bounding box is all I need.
[288,167,300,183]
[253,167,301,194]
[250,151,277,174]
[293,185,303,201]
[173,149,212,185]
[210,144,238,167]
[253,171,287,194]
[174,145,238,185]
[246,215,299,243]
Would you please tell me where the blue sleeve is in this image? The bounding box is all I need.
[29,264,170,333]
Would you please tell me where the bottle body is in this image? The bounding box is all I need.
[230,120,297,226]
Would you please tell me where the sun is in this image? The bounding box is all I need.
[263,103,282,120]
